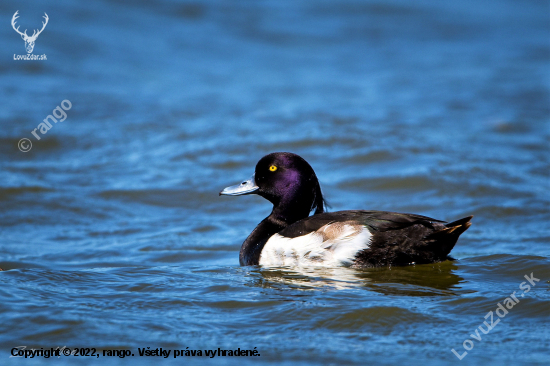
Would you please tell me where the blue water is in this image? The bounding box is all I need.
[1,0,549,365]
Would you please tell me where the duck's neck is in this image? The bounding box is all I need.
[239,202,311,266]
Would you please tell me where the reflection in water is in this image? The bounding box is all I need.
[252,261,463,295]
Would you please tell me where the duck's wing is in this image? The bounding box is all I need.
[258,211,471,267]
[258,210,435,267]
[352,211,472,267]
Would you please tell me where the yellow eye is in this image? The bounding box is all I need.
[269,165,277,172]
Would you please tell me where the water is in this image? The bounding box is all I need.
[1,0,549,364]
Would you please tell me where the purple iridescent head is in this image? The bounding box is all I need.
[220,152,326,216]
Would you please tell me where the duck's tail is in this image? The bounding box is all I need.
[445,216,473,234]
[427,215,473,259]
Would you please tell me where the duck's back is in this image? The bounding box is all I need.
[259,210,472,267]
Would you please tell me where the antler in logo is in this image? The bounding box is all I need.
[12,11,49,54]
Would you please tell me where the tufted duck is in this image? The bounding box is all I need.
[220,152,472,267]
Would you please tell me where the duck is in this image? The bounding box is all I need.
[220,152,472,267]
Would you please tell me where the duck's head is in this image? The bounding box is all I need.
[220,152,326,221]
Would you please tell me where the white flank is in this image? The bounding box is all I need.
[259,224,371,267]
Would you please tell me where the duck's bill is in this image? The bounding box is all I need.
[219,173,259,196]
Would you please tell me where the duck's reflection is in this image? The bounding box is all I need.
[250,261,463,296]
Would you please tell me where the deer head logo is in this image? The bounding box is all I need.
[11,11,49,54]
